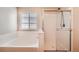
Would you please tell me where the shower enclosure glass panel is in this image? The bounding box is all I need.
[43,13,57,50]
[56,12,71,51]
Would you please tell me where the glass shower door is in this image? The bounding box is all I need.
[56,12,71,51]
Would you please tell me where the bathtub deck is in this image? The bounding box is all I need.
[0,47,39,52]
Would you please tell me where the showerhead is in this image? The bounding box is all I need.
[58,8,63,12]
[58,8,61,10]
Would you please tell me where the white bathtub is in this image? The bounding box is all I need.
[0,32,16,47]
[0,31,40,48]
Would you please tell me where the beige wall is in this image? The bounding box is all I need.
[72,8,79,51]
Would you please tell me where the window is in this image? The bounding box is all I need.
[19,13,37,30]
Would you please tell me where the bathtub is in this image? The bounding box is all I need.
[0,32,16,47]
[0,31,39,47]
[0,31,44,51]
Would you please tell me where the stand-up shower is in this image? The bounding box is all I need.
[43,8,71,51]
[56,8,71,51]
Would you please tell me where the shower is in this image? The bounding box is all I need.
[43,8,71,51]
[56,8,71,51]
